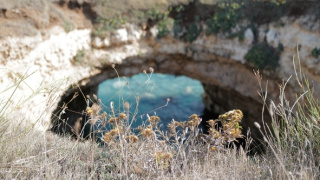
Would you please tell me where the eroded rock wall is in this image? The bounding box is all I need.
[0,27,94,130]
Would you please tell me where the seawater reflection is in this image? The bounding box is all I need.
[97,73,205,131]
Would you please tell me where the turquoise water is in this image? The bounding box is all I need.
[98,73,205,130]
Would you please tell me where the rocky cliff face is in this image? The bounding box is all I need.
[1,1,319,141]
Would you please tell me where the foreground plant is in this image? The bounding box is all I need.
[253,53,320,179]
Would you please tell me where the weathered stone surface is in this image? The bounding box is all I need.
[0,27,94,130]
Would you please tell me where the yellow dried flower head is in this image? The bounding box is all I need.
[223,122,233,129]
[125,135,139,143]
[210,147,217,151]
[175,121,181,126]
[207,119,215,127]
[213,131,220,139]
[141,128,153,138]
[218,114,228,121]
[137,126,144,132]
[187,120,195,127]
[155,151,171,168]
[86,107,93,116]
[149,116,160,123]
[154,151,172,163]
[230,128,242,136]
[233,122,241,129]
[218,109,243,122]
[167,122,177,133]
[208,128,214,133]
[108,117,116,124]
[189,114,199,120]
[119,113,127,120]
[179,121,187,128]
[100,111,107,119]
[110,127,121,136]
[103,132,114,143]
[187,119,200,128]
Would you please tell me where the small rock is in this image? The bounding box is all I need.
[266,29,279,48]
[150,26,159,38]
[111,28,128,44]
[103,38,110,47]
[92,37,103,48]
[244,28,254,45]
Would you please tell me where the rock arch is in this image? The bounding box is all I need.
[51,52,286,146]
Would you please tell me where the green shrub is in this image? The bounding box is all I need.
[181,22,202,42]
[93,15,126,37]
[64,21,75,33]
[206,2,242,35]
[155,8,174,38]
[311,47,320,58]
[245,42,280,70]
[75,49,86,64]
[157,17,174,38]
[146,7,165,21]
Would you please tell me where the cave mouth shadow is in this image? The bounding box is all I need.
[50,67,268,155]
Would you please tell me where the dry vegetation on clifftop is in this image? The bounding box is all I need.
[1,61,320,179]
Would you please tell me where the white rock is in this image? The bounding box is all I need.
[244,28,254,45]
[150,26,159,38]
[126,24,142,41]
[103,38,111,47]
[266,29,279,48]
[112,28,128,44]
[92,37,103,48]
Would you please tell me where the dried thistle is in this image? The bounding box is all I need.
[108,117,118,124]
[119,113,127,120]
[187,114,201,129]
[149,116,160,125]
[86,103,101,116]
[155,151,172,168]
[141,127,153,139]
[103,132,115,143]
[100,111,107,120]
[125,135,139,143]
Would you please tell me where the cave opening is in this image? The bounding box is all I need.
[51,72,221,139]
[51,54,269,154]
